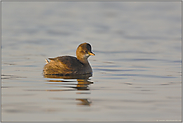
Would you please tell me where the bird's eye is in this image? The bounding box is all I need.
[81,51,86,54]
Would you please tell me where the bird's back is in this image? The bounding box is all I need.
[43,56,91,75]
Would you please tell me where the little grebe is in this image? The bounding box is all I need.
[43,43,95,76]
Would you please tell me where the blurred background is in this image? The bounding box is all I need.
[2,2,181,122]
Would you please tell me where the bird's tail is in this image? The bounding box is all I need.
[45,59,49,64]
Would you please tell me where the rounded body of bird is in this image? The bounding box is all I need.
[43,43,95,77]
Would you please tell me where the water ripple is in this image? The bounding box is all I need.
[94,68,146,72]
[94,50,158,54]
[110,73,177,78]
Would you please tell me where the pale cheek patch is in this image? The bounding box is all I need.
[85,54,90,58]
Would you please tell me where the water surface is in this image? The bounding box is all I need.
[2,2,181,122]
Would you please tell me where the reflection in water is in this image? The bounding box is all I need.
[44,74,93,106]
[76,99,92,106]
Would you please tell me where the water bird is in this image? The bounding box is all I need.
[43,43,95,77]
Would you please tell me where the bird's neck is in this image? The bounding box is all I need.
[77,57,89,65]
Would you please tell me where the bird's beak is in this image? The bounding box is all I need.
[88,52,95,56]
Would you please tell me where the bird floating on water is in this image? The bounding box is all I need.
[43,43,95,77]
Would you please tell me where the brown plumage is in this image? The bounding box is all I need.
[43,43,95,76]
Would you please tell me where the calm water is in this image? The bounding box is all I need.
[2,2,181,122]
